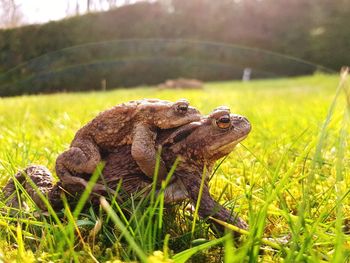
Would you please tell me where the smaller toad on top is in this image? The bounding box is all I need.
[55,99,201,188]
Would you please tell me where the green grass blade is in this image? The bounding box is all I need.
[100,197,148,262]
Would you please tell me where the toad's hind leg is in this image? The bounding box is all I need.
[55,139,112,195]
[56,139,101,175]
[55,139,101,188]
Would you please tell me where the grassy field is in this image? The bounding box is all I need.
[0,74,349,262]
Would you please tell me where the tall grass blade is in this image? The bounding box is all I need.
[100,197,148,262]
[172,235,226,263]
[191,166,207,236]
[73,162,104,218]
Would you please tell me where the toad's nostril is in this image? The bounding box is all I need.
[233,115,244,122]
[237,116,248,122]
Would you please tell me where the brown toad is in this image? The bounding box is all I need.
[99,107,251,231]
[3,107,251,233]
[55,99,201,189]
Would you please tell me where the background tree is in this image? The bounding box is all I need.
[0,0,23,28]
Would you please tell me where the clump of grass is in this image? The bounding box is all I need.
[0,73,349,262]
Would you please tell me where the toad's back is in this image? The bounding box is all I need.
[71,101,141,149]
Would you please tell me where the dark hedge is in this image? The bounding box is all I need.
[0,0,348,96]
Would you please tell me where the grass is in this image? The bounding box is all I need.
[0,73,349,262]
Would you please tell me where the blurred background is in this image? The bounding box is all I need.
[0,0,349,96]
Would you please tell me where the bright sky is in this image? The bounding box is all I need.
[17,0,134,25]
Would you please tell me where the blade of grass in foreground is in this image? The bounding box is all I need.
[172,235,227,263]
[309,68,347,191]
[73,162,104,218]
[23,174,81,261]
[121,157,179,255]
[16,223,25,262]
[22,172,70,240]
[331,69,349,263]
[100,196,148,263]
[211,217,330,263]
[191,166,207,236]
[0,218,34,239]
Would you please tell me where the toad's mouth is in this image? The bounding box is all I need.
[209,134,248,153]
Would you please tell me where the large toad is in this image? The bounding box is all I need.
[56,99,201,189]
[3,107,251,231]
[99,107,251,230]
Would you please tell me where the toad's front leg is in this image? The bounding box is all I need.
[131,124,168,184]
[179,172,248,234]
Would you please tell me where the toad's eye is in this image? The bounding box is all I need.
[176,103,188,113]
[216,115,231,129]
